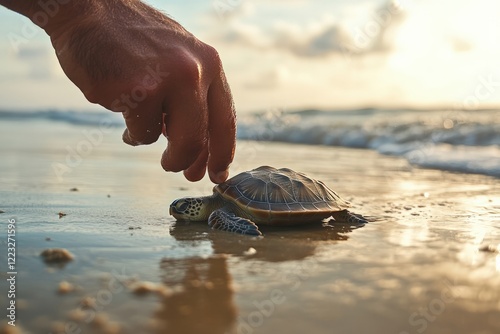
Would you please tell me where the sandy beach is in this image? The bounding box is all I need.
[1,118,499,334]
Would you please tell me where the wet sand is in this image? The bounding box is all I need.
[0,120,499,334]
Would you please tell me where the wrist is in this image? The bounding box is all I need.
[0,0,103,36]
[24,0,102,36]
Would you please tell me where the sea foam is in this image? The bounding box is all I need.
[1,108,499,177]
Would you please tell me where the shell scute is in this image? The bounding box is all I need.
[266,182,295,203]
[233,177,268,202]
[269,203,292,212]
[290,179,323,203]
[215,166,349,215]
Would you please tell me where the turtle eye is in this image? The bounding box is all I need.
[176,201,190,213]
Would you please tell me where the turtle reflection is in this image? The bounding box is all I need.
[170,220,359,262]
[151,256,237,334]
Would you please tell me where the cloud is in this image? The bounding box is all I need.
[294,25,352,57]
[218,0,406,58]
[243,65,290,89]
[16,45,49,60]
[211,0,256,21]
[450,38,473,53]
[14,44,57,80]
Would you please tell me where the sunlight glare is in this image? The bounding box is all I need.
[388,224,429,247]
[390,0,500,69]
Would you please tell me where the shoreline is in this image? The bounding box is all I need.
[0,120,499,334]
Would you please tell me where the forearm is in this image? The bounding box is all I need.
[0,0,34,16]
[0,0,129,35]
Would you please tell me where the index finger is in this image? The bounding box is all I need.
[121,99,163,146]
[207,69,236,184]
[161,88,209,174]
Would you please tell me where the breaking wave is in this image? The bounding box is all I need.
[1,108,499,177]
[238,108,500,177]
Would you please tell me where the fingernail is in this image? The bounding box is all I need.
[214,170,229,184]
[161,151,172,172]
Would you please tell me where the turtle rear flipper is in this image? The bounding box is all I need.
[331,209,368,225]
[208,209,262,236]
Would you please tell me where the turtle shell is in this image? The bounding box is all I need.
[214,166,350,225]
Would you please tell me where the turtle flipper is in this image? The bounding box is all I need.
[208,209,262,236]
[331,209,368,225]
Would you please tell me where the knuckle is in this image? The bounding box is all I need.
[173,54,202,87]
[205,45,222,66]
[176,137,206,157]
[202,44,223,74]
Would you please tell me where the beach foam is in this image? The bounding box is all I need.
[238,108,500,177]
[1,108,499,177]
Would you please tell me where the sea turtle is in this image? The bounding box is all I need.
[169,166,367,236]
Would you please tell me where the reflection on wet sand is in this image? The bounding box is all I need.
[153,221,362,334]
[152,256,237,334]
[170,219,361,262]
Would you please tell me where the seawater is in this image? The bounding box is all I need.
[1,108,499,177]
[238,108,500,177]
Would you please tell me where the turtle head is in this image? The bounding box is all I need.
[169,197,210,222]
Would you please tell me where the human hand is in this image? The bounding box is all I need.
[40,0,236,183]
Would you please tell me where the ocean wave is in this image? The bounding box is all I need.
[0,110,124,127]
[1,108,499,177]
[238,108,500,177]
[405,144,500,177]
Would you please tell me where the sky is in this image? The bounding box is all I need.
[1,0,500,113]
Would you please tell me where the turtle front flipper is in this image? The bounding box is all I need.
[331,209,368,225]
[208,209,262,236]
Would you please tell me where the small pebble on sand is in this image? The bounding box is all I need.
[130,281,171,297]
[80,296,97,308]
[131,281,161,295]
[67,309,87,322]
[70,188,79,192]
[243,247,257,256]
[0,323,22,334]
[92,314,121,334]
[479,244,499,253]
[58,281,76,294]
[40,248,75,264]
